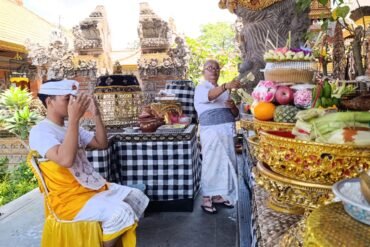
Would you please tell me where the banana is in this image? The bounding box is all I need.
[323,80,332,98]
[360,171,370,204]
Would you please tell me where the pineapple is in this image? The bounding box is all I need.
[273,105,299,123]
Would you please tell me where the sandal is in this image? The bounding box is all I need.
[212,196,234,209]
[201,197,217,214]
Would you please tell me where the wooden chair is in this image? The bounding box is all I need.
[26,151,137,247]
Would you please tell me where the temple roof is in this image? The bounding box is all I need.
[0,0,58,52]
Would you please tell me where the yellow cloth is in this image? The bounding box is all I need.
[42,216,137,247]
[39,160,108,220]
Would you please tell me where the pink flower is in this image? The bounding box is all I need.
[294,89,312,108]
[276,47,288,54]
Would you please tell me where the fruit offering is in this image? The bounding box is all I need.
[273,105,299,123]
[312,79,340,108]
[253,102,276,121]
[251,80,277,102]
[275,86,294,105]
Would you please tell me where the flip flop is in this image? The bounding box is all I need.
[201,204,217,214]
[213,200,234,209]
[212,196,234,208]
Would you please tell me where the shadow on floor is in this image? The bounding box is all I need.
[137,194,237,247]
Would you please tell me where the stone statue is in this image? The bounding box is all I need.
[219,0,310,92]
[148,58,159,76]
[167,36,190,79]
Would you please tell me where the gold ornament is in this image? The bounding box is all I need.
[255,162,333,214]
[219,0,284,13]
[240,118,254,131]
[246,135,259,162]
[253,119,294,135]
[258,131,370,184]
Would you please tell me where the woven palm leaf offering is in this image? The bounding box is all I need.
[263,31,316,84]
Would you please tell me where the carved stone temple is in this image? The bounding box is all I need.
[72,5,112,76]
[24,6,113,95]
[137,2,190,103]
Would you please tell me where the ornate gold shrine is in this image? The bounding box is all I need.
[219,0,284,13]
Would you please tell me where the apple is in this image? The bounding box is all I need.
[275,86,294,105]
[244,104,250,113]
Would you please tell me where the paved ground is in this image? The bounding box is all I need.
[0,189,236,247]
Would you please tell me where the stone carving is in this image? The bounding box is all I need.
[25,29,97,80]
[138,36,189,79]
[220,0,310,93]
[72,26,102,50]
[72,5,108,52]
[24,41,48,66]
[138,2,172,51]
[75,60,97,77]
[167,36,189,79]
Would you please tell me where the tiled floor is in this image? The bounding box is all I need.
[0,188,237,247]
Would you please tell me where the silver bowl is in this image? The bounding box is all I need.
[333,178,370,225]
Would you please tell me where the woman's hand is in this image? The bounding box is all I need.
[225,99,237,109]
[225,80,241,90]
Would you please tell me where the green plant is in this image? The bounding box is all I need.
[0,161,37,206]
[0,87,41,140]
[186,22,241,84]
[0,86,32,110]
[0,157,9,180]
[2,106,40,140]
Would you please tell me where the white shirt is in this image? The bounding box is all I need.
[29,119,94,158]
[194,80,230,116]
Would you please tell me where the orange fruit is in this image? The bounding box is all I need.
[253,102,276,121]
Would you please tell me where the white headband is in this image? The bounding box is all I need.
[39,80,79,96]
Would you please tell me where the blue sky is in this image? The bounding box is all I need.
[23,0,236,50]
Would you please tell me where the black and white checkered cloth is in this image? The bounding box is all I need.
[86,134,201,201]
[165,80,197,122]
[86,146,117,182]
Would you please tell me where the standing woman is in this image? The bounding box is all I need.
[194,59,241,214]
